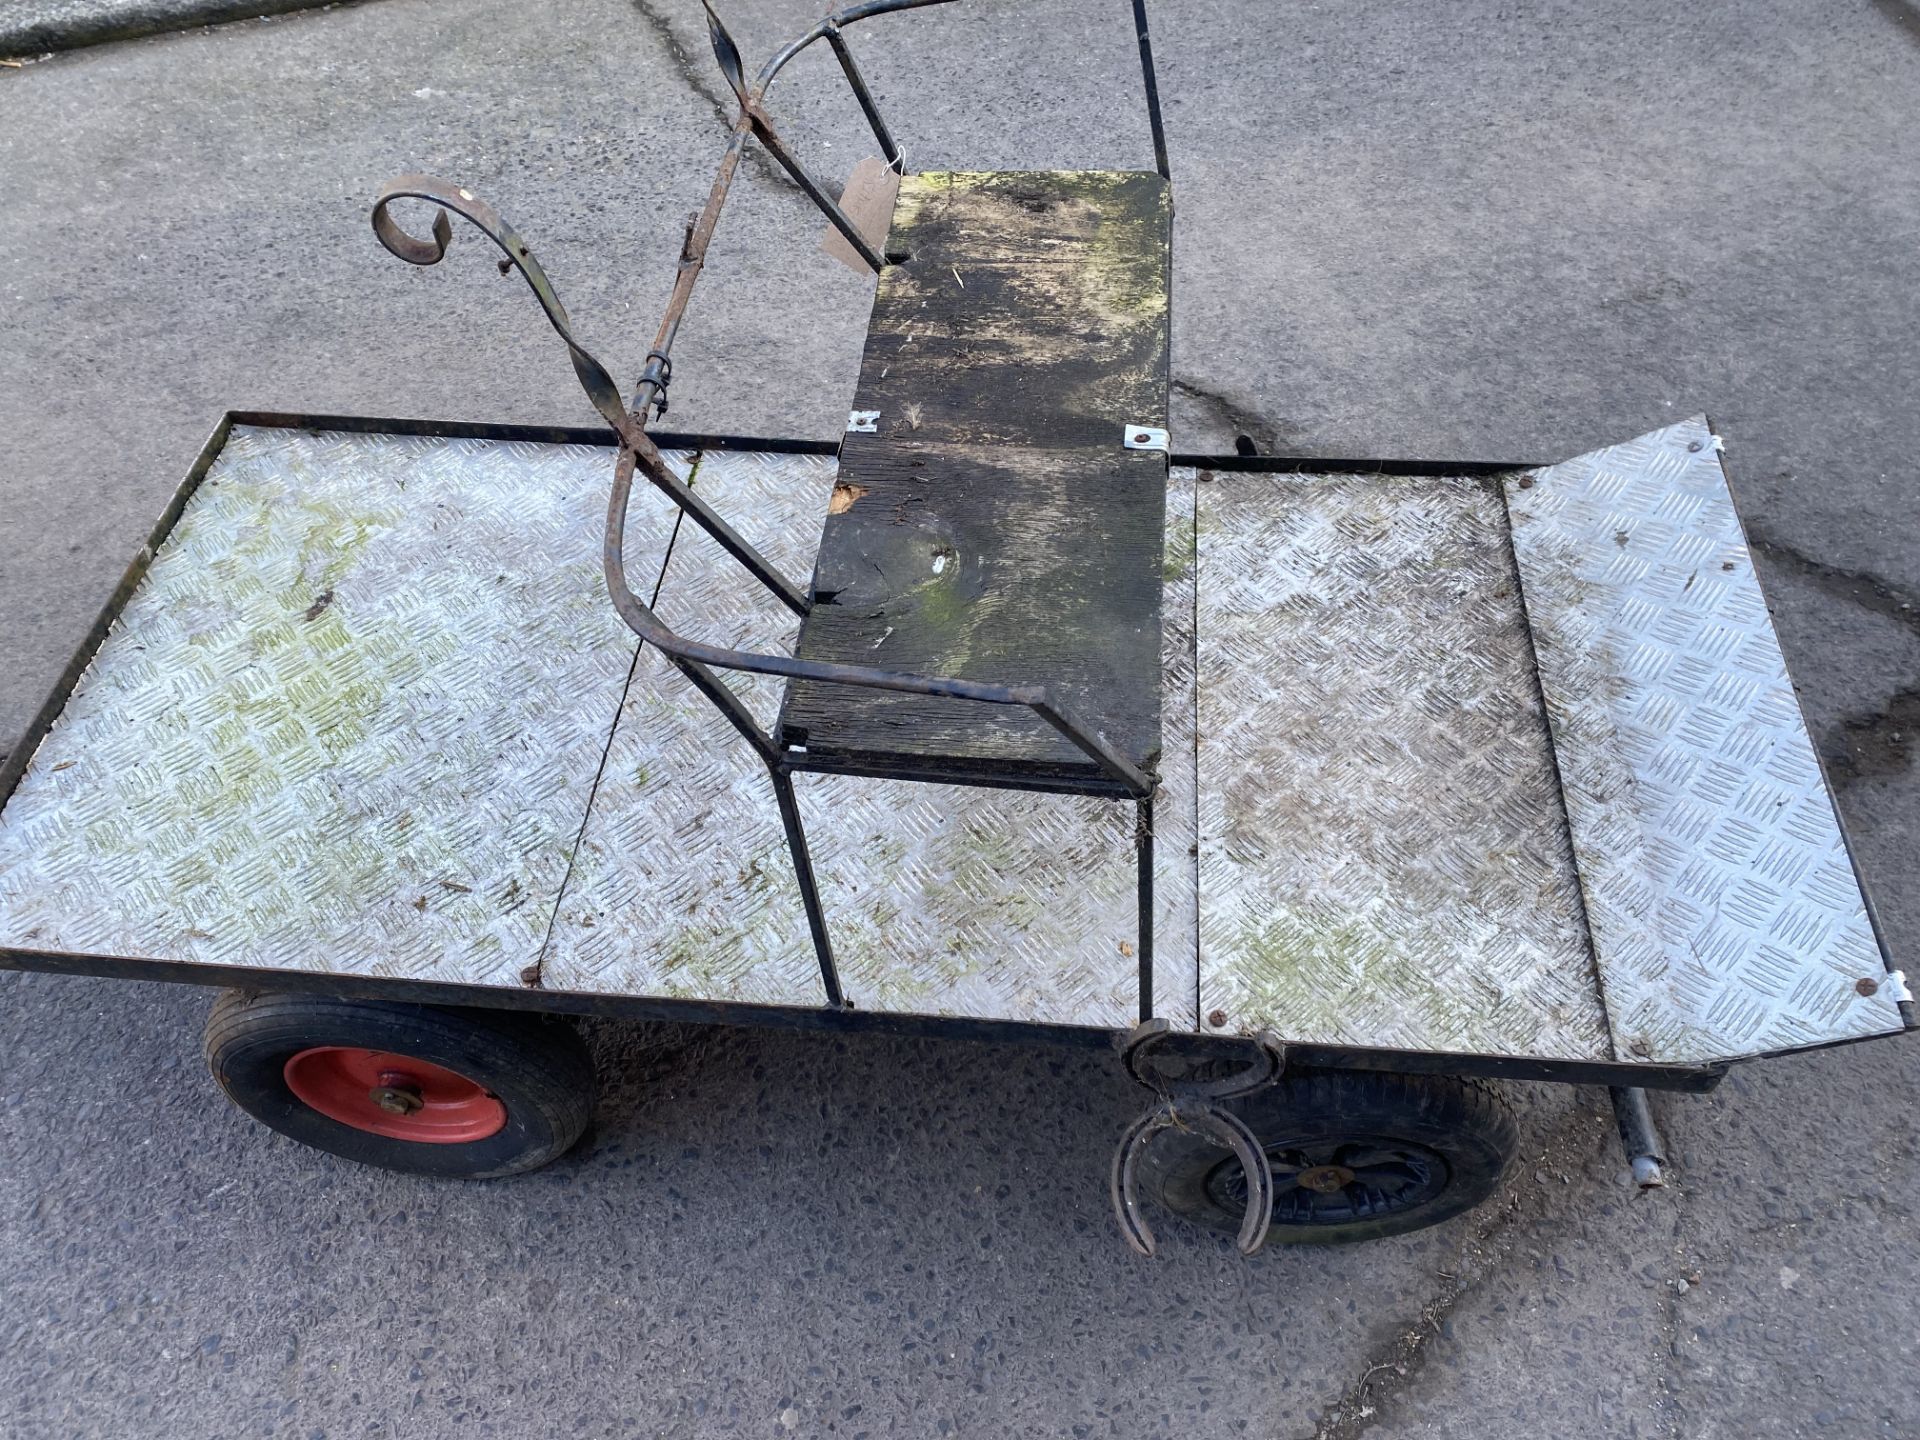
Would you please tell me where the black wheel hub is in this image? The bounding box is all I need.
[1207,1133,1450,1226]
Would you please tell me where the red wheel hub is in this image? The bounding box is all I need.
[283,1047,507,1143]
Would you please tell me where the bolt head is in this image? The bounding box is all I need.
[370,1074,425,1115]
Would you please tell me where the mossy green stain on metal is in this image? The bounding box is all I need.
[0,427,643,988]
[1162,508,1196,584]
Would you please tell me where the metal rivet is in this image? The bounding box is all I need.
[1207,1009,1227,1028]
[1687,440,1703,452]
[1516,475,1535,489]
[1857,977,1880,997]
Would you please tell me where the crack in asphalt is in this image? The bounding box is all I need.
[1823,685,1920,790]
[1746,527,1920,641]
[1172,376,1298,455]
[1652,1189,1693,1439]
[628,0,797,191]
[1298,1105,1649,1439]
[1870,0,1920,47]
[1746,527,1920,788]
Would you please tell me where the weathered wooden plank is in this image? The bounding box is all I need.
[851,170,1170,449]
[779,169,1171,792]
[780,440,1165,786]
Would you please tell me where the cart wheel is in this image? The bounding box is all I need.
[1139,1070,1516,1246]
[204,991,596,1179]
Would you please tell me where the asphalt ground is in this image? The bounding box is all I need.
[3,1,1919,1435]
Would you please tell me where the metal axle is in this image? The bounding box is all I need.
[1608,1086,1668,1189]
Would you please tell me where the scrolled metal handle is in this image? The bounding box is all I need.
[371,174,634,437]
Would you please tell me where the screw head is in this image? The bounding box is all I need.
[1207,1009,1228,1028]
[1857,977,1881,997]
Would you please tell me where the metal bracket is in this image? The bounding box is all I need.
[1109,1019,1286,1257]
[1123,424,1169,453]
[848,409,881,434]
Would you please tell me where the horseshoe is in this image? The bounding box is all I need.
[1111,1098,1276,1257]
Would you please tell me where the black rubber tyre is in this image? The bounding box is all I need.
[1140,1070,1517,1246]
[204,990,596,1179]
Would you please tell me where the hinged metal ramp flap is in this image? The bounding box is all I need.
[1505,418,1901,1063]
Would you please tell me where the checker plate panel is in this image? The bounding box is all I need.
[1506,417,1900,1062]
[536,450,834,1007]
[2,423,1891,1062]
[0,427,679,987]
[1194,469,1614,1060]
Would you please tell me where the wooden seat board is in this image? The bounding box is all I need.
[779,169,1171,791]
[848,170,1169,449]
[780,439,1165,786]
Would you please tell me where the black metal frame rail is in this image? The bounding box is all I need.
[371,0,1174,1017]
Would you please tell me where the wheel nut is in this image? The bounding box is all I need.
[370,1073,424,1115]
[1297,1164,1354,1194]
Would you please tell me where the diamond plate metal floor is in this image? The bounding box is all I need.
[1193,469,1615,1061]
[0,427,687,987]
[0,421,1895,1064]
[537,450,834,1009]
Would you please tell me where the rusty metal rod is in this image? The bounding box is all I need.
[1131,0,1169,180]
[750,118,887,271]
[628,113,755,421]
[1609,1086,1668,1189]
[824,22,902,169]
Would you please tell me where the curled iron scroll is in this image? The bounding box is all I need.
[372,175,635,438]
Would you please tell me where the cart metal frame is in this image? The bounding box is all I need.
[11,403,1909,1097]
[368,0,1177,1025]
[1,0,1909,1254]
